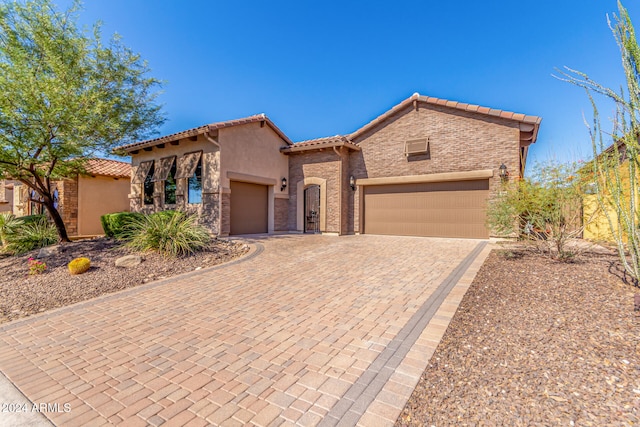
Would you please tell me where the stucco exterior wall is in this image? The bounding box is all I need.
[218,122,289,194]
[0,180,12,213]
[77,175,130,236]
[288,151,342,234]
[348,104,521,234]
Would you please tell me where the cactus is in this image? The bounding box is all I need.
[68,257,91,275]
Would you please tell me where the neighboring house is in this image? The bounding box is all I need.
[583,141,629,242]
[0,180,15,213]
[116,93,541,239]
[10,158,131,237]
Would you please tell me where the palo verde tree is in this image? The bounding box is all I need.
[559,1,640,282]
[487,160,590,260]
[0,0,164,242]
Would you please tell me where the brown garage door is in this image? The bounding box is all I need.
[363,180,489,238]
[230,181,268,235]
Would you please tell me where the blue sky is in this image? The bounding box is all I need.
[61,0,639,169]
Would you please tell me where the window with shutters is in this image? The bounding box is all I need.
[143,162,155,205]
[164,159,177,205]
[188,158,202,204]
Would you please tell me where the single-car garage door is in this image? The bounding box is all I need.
[363,179,489,238]
[230,181,268,235]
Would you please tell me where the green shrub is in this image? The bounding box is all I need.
[126,210,210,257]
[150,210,178,221]
[68,257,90,275]
[4,218,58,255]
[100,212,144,238]
[0,212,20,247]
[16,214,46,226]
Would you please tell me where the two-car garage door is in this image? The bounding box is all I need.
[363,179,490,239]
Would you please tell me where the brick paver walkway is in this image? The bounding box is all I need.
[0,235,490,426]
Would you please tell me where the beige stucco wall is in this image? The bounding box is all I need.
[219,122,290,234]
[77,175,130,236]
[219,122,289,192]
[0,181,12,213]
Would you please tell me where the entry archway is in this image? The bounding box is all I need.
[296,177,327,233]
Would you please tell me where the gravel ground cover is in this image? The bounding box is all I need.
[397,247,639,426]
[0,237,248,325]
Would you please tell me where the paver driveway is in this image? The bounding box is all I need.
[0,235,490,426]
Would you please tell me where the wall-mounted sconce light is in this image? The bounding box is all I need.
[280,177,287,192]
[350,175,356,191]
[499,163,509,181]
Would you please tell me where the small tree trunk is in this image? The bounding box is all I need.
[43,199,71,243]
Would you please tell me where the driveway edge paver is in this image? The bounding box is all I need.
[322,241,492,427]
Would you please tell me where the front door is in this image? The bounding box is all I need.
[304,185,320,233]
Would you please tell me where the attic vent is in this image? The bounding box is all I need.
[404,138,429,156]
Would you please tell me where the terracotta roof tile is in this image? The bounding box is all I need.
[115,114,292,153]
[82,158,131,178]
[294,135,350,147]
[282,135,360,153]
[349,93,542,142]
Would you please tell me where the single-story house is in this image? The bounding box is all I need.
[116,93,541,239]
[9,158,131,237]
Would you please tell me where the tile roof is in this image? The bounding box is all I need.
[115,114,292,153]
[82,158,131,178]
[281,135,361,153]
[349,93,542,142]
[286,93,542,153]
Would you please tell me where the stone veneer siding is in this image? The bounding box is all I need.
[220,192,231,236]
[129,136,221,235]
[58,178,78,236]
[274,197,289,232]
[348,104,521,234]
[288,151,343,234]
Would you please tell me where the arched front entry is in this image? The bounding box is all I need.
[304,185,320,233]
[296,177,327,233]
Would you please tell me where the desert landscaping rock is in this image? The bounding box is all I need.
[0,237,248,324]
[396,247,639,426]
[114,254,142,268]
[36,244,61,258]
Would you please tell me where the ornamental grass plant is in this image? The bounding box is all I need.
[125,210,210,257]
[2,217,58,255]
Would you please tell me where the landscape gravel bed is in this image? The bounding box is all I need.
[396,247,639,426]
[0,237,248,324]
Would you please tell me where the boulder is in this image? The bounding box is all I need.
[115,255,142,268]
[37,245,61,259]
